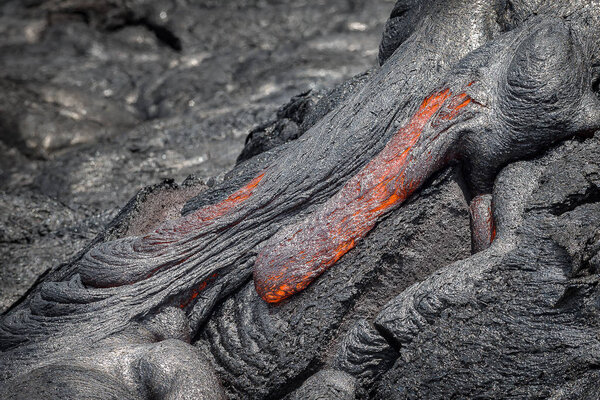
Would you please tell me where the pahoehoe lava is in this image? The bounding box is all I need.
[2,1,600,399]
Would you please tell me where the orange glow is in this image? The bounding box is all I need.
[179,273,218,309]
[135,173,265,283]
[144,172,265,244]
[254,83,477,303]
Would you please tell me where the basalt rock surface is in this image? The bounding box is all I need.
[0,0,389,312]
[372,136,600,399]
[2,1,600,399]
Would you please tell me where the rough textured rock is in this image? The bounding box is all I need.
[286,370,357,400]
[236,70,374,163]
[372,135,600,399]
[1,1,600,399]
[199,166,470,399]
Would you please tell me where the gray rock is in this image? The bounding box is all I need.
[1,1,600,400]
[372,134,600,399]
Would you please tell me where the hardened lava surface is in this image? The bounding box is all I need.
[1,1,600,399]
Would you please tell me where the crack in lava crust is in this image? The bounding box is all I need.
[253,85,476,303]
[78,173,265,290]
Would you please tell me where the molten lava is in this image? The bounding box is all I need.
[253,85,475,303]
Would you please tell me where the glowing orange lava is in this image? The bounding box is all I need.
[179,273,219,309]
[124,173,265,288]
[254,84,476,303]
[141,173,264,245]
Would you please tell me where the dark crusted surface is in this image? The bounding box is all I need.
[236,70,374,163]
[1,1,600,399]
[373,136,600,399]
[199,167,470,399]
[286,370,357,400]
[0,0,390,312]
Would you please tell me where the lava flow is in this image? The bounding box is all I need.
[143,172,265,247]
[254,84,475,303]
[78,172,266,289]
